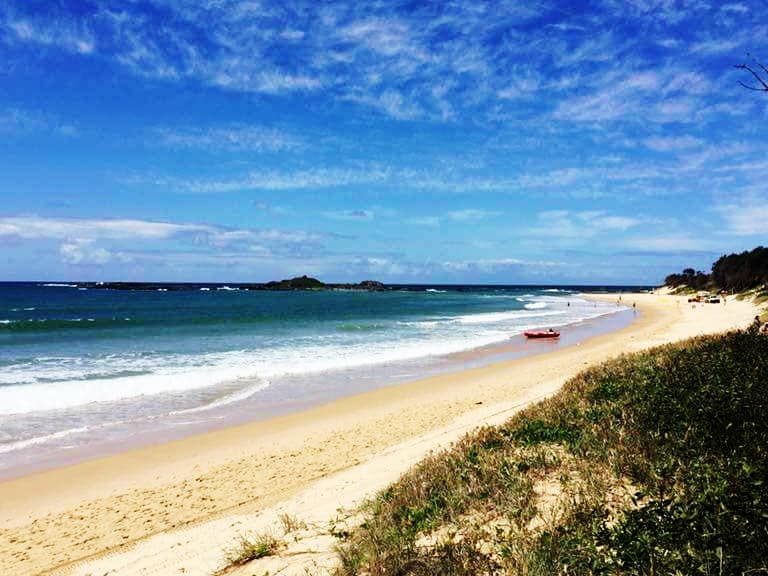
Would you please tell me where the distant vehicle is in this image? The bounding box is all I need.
[524,329,560,339]
[707,296,720,303]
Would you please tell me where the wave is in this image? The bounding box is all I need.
[0,425,93,454]
[167,380,270,416]
[0,353,272,415]
[0,314,276,334]
[0,295,624,415]
[454,310,566,324]
[0,377,272,455]
[425,288,447,293]
[40,283,77,288]
[1,317,556,414]
[335,323,386,332]
[0,317,132,332]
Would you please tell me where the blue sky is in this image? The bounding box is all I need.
[1,0,767,284]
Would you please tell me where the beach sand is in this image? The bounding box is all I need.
[0,291,759,576]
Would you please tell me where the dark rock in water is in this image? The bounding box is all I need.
[263,275,326,290]
[357,280,385,291]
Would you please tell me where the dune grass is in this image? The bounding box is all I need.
[213,532,282,575]
[335,330,768,575]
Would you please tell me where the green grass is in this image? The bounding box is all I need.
[335,330,768,575]
[214,533,281,575]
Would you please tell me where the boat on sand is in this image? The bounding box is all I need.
[524,329,560,339]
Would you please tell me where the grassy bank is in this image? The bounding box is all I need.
[335,330,768,575]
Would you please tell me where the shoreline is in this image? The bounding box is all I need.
[1,292,758,575]
[0,300,632,482]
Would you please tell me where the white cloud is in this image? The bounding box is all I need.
[254,71,322,93]
[440,257,562,273]
[623,234,708,252]
[322,209,375,221]
[353,256,406,276]
[59,239,129,265]
[716,201,768,235]
[5,16,95,54]
[172,167,390,193]
[156,125,300,152]
[0,216,209,241]
[406,216,441,227]
[644,135,703,151]
[657,38,680,48]
[524,210,643,240]
[279,28,305,41]
[721,3,749,14]
[338,18,419,58]
[0,216,327,265]
[690,38,743,55]
[0,108,79,136]
[447,209,502,222]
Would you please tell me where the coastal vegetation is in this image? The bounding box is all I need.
[215,532,283,575]
[334,330,768,575]
[665,246,768,293]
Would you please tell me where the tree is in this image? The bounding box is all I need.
[735,54,768,92]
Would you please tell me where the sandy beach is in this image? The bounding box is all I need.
[0,291,759,576]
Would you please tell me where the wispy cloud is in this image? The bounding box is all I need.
[172,167,390,193]
[406,216,441,227]
[524,210,643,240]
[0,216,208,240]
[59,238,131,265]
[715,199,768,236]
[447,209,502,222]
[3,12,95,54]
[155,125,300,152]
[3,0,766,128]
[622,234,710,253]
[644,135,703,151]
[0,108,78,136]
[440,257,563,274]
[0,216,328,266]
[322,209,375,221]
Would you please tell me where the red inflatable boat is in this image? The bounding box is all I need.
[524,330,560,339]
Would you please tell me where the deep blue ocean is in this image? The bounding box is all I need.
[0,282,637,474]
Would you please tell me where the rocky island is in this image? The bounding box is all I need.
[68,276,387,292]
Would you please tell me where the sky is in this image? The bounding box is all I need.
[1,0,767,285]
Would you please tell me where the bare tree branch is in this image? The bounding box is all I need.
[735,54,768,92]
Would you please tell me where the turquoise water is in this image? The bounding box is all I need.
[0,282,632,474]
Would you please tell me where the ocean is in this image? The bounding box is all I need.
[0,282,637,476]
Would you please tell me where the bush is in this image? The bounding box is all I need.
[336,331,768,575]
